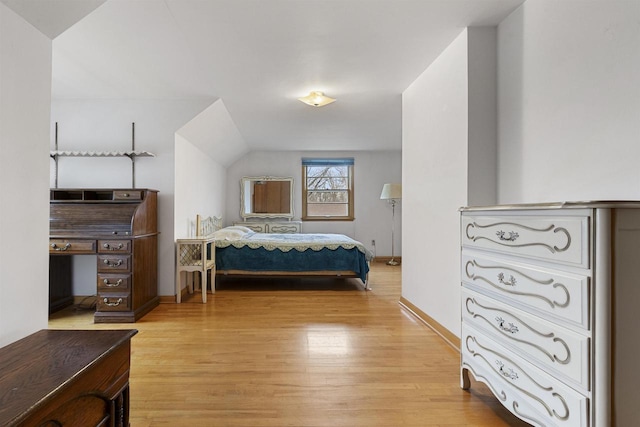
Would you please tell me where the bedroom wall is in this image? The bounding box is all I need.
[402,28,497,338]
[174,99,248,242]
[174,134,227,240]
[497,0,640,203]
[225,150,402,258]
[50,99,213,297]
[0,3,51,346]
[402,1,640,341]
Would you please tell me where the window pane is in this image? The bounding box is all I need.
[307,203,349,217]
[306,177,348,190]
[302,160,353,220]
[307,190,349,203]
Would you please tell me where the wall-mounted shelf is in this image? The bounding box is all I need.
[50,122,155,188]
[50,150,155,157]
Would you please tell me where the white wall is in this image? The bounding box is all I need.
[498,0,640,203]
[51,99,212,297]
[0,4,51,346]
[402,28,497,337]
[402,0,640,339]
[226,150,402,258]
[468,27,497,206]
[402,30,470,337]
[174,134,227,239]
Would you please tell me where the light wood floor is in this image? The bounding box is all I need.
[49,263,529,427]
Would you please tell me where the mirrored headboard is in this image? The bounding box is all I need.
[240,176,294,220]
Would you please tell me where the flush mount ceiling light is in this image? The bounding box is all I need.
[298,91,336,107]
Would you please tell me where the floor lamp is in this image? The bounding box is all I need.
[380,183,401,266]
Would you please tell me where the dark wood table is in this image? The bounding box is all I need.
[0,329,137,426]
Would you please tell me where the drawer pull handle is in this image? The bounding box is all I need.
[103,259,123,267]
[495,316,519,334]
[497,272,517,286]
[103,297,123,307]
[51,242,71,251]
[496,230,519,242]
[103,279,123,287]
[103,242,124,250]
[496,360,518,380]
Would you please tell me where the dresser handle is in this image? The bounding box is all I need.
[103,259,123,267]
[51,242,71,251]
[497,272,517,286]
[103,297,123,307]
[103,242,124,250]
[496,360,518,380]
[496,230,519,242]
[103,279,123,287]
[495,316,519,334]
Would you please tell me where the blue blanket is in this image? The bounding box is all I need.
[214,233,372,283]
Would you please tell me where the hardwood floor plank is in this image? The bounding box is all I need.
[48,263,529,426]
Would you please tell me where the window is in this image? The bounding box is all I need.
[302,158,354,221]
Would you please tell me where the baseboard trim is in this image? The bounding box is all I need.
[373,256,402,264]
[159,295,178,304]
[398,297,460,352]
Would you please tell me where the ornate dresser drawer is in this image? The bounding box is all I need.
[462,288,590,389]
[268,222,301,233]
[461,214,589,267]
[233,221,301,233]
[461,253,590,329]
[462,324,588,427]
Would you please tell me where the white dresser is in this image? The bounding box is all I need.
[233,220,301,234]
[460,202,640,427]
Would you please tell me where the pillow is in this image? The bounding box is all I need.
[212,227,249,241]
[225,225,253,233]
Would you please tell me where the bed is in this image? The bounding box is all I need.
[196,215,373,290]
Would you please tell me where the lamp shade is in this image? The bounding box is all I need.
[380,183,402,200]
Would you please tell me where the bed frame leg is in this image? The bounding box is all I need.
[363,274,372,291]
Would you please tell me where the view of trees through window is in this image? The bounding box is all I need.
[302,158,354,220]
[305,165,350,217]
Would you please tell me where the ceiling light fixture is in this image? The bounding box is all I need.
[298,91,336,107]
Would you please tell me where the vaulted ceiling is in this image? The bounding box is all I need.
[4,0,523,151]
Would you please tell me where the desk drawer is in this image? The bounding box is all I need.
[97,294,131,311]
[97,255,130,272]
[462,214,589,268]
[98,240,131,253]
[113,190,142,200]
[49,239,96,254]
[98,274,131,291]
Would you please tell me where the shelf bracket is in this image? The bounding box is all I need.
[50,122,154,189]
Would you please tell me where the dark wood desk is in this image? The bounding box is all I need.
[0,329,137,426]
[49,189,159,323]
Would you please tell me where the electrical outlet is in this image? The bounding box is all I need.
[371,240,375,246]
